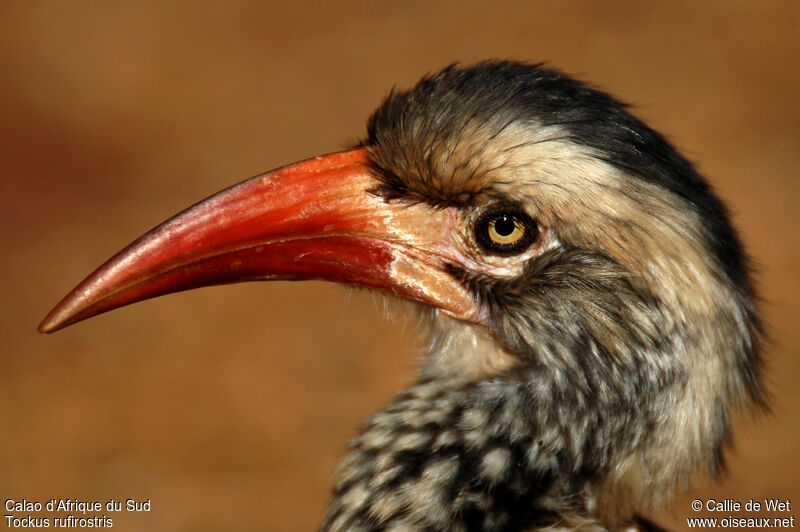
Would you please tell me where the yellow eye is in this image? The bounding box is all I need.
[488,214,525,245]
[475,208,537,255]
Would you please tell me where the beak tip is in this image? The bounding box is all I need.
[38,301,80,334]
[37,314,63,334]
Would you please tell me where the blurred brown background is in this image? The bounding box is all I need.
[1,2,798,530]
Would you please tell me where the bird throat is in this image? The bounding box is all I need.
[420,309,520,382]
[320,310,630,531]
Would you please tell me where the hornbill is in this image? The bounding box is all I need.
[39,62,764,531]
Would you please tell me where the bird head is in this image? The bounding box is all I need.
[39,62,763,527]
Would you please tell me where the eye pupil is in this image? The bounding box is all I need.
[493,216,516,236]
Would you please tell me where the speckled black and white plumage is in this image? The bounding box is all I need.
[321,62,764,531]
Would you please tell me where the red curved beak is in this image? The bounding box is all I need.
[38,148,481,334]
